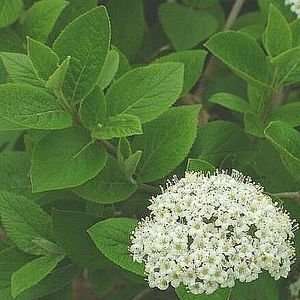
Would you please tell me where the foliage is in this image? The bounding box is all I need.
[0,0,299,299]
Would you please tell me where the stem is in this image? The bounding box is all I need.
[272,192,300,201]
[132,288,153,300]
[193,0,246,101]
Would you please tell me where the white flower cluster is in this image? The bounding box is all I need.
[129,170,297,295]
[286,0,300,18]
[290,276,300,300]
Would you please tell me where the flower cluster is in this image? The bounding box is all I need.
[286,0,300,18]
[129,170,297,295]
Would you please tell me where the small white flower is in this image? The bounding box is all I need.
[129,170,297,295]
[286,0,300,18]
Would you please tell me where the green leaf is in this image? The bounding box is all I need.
[22,0,68,43]
[17,264,76,300]
[268,102,300,127]
[231,273,279,300]
[264,5,292,57]
[159,3,218,50]
[186,158,215,173]
[176,285,230,300]
[92,114,143,140]
[265,121,300,181]
[107,0,144,60]
[205,31,271,87]
[31,127,107,192]
[191,120,251,166]
[45,56,70,92]
[155,50,207,96]
[97,49,119,90]
[271,47,300,85]
[133,105,200,182]
[53,210,105,269]
[0,83,72,130]
[0,52,43,87]
[117,137,132,162]
[122,151,143,179]
[209,92,250,113]
[88,218,144,277]
[0,247,33,291]
[0,0,23,28]
[27,37,59,81]
[106,63,184,123]
[244,112,266,137]
[0,192,53,255]
[290,19,300,47]
[53,6,110,103]
[79,87,106,130]
[0,151,33,199]
[74,155,137,204]
[0,28,23,53]
[11,254,64,298]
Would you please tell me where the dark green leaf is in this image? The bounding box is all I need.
[27,37,59,80]
[11,255,64,298]
[88,218,145,276]
[268,102,300,127]
[0,192,53,255]
[74,156,137,204]
[264,5,292,57]
[31,127,107,192]
[22,0,68,43]
[133,105,200,182]
[244,112,266,137]
[155,50,207,96]
[186,158,215,173]
[159,3,218,50]
[53,6,110,103]
[106,63,184,123]
[0,83,72,130]
[205,31,271,87]
[0,0,23,28]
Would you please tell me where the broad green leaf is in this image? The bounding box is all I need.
[205,31,270,87]
[264,5,292,57]
[115,47,131,79]
[244,112,265,137]
[231,273,279,300]
[0,192,53,255]
[88,218,145,276]
[0,52,43,87]
[92,114,143,140]
[176,285,230,300]
[258,0,295,21]
[106,63,184,123]
[53,6,110,103]
[31,127,107,192]
[22,0,68,43]
[97,49,119,90]
[247,84,271,114]
[45,56,70,92]
[265,121,300,181]
[117,137,132,163]
[191,120,251,166]
[27,37,59,80]
[155,50,207,96]
[74,156,137,204]
[122,151,143,179]
[0,151,33,199]
[182,0,219,8]
[133,105,200,182]
[271,47,300,85]
[53,210,105,269]
[159,3,218,50]
[0,83,72,130]
[0,28,23,52]
[11,254,64,298]
[79,87,106,130]
[107,0,144,60]
[269,102,300,127]
[0,0,23,28]
[186,158,215,173]
[0,131,21,150]
[209,92,250,113]
[17,264,76,300]
[0,247,33,291]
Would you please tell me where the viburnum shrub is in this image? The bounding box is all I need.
[0,0,300,300]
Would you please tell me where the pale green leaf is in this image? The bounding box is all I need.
[0,0,23,28]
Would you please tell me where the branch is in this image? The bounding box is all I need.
[272,192,300,201]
